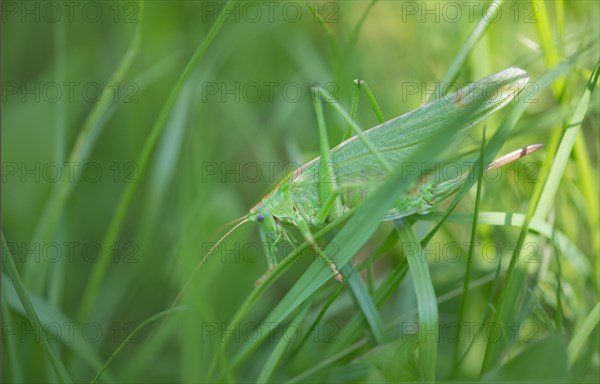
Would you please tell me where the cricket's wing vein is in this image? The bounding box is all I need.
[287,68,529,216]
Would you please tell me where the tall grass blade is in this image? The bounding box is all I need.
[394,223,438,382]
[77,0,238,323]
[90,307,185,384]
[453,127,486,369]
[2,277,114,380]
[25,1,144,292]
[567,303,600,367]
[428,0,504,103]
[344,263,385,344]
[535,60,600,220]
[256,302,311,383]
[481,60,600,374]
[2,234,73,383]
[421,60,574,246]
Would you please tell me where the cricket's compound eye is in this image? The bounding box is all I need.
[256,213,264,223]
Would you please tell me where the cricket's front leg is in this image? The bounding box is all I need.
[255,229,281,286]
[293,214,343,283]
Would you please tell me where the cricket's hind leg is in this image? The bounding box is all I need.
[342,79,386,141]
[309,80,391,226]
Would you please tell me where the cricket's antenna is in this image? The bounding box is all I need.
[203,217,250,263]
[158,215,250,333]
[210,215,249,239]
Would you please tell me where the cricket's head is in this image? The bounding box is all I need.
[248,202,279,241]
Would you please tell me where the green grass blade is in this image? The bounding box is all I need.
[344,263,385,344]
[220,71,528,381]
[305,1,340,77]
[421,60,574,246]
[324,257,408,357]
[2,234,72,383]
[25,1,144,292]
[420,211,589,277]
[90,307,185,384]
[259,135,451,331]
[428,0,504,103]
[77,0,238,323]
[360,80,386,123]
[481,62,599,374]
[2,289,23,382]
[532,0,565,97]
[573,132,599,254]
[346,0,379,53]
[550,227,565,332]
[286,341,368,384]
[535,59,600,220]
[288,285,344,359]
[567,303,600,367]
[288,272,502,383]
[453,127,486,369]
[482,334,568,381]
[2,276,115,381]
[394,223,438,382]
[256,301,311,384]
[358,335,421,382]
[208,212,353,379]
[47,16,68,381]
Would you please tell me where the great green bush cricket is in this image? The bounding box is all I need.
[208,67,541,285]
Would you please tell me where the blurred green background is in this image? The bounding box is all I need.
[2,1,599,382]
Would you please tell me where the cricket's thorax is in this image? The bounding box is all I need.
[260,182,323,227]
[261,187,295,219]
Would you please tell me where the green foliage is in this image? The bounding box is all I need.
[3,1,599,383]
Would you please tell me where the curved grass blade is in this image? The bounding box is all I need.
[533,0,565,97]
[481,60,600,374]
[25,1,144,292]
[2,288,23,382]
[287,283,345,360]
[344,263,384,344]
[394,223,438,381]
[419,211,589,275]
[286,272,499,383]
[77,0,238,323]
[24,1,143,292]
[228,87,514,382]
[207,212,354,380]
[535,59,600,220]
[2,234,72,383]
[420,59,575,247]
[89,307,185,384]
[428,0,504,103]
[346,0,379,53]
[220,69,530,381]
[256,301,312,384]
[482,334,568,381]
[322,255,409,357]
[2,276,115,381]
[453,127,486,369]
[567,303,600,367]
